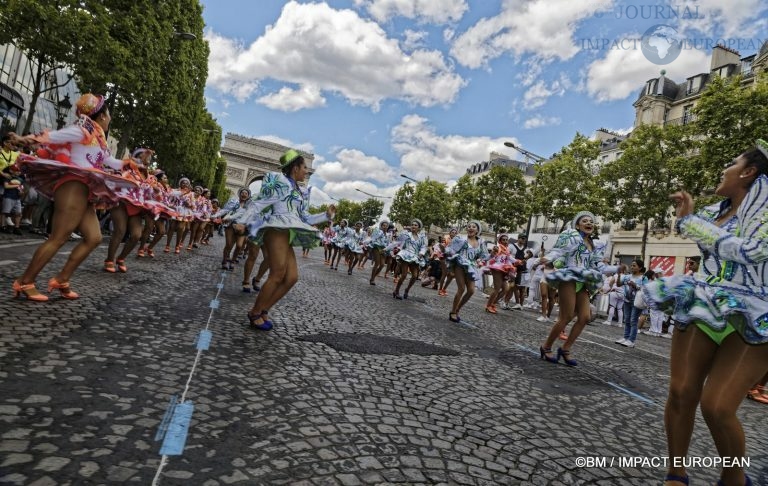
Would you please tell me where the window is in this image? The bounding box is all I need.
[686,76,700,95]
[646,79,658,95]
[742,59,753,75]
[682,105,693,125]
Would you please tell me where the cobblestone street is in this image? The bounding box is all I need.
[0,234,766,485]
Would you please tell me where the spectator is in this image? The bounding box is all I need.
[1,164,24,234]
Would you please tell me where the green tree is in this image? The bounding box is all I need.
[529,134,604,230]
[475,166,527,234]
[599,124,692,260]
[333,199,361,224]
[0,0,108,133]
[359,198,385,226]
[410,180,453,230]
[692,73,768,192]
[388,183,415,225]
[450,174,480,226]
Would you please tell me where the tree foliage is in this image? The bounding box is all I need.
[450,174,480,226]
[388,183,416,225]
[475,166,528,233]
[599,124,692,259]
[0,0,105,133]
[692,73,768,192]
[529,134,604,228]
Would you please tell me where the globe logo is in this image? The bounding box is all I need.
[641,24,683,65]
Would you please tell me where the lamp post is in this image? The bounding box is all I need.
[355,188,392,199]
[173,31,197,41]
[55,93,72,129]
[400,174,422,183]
[504,141,547,242]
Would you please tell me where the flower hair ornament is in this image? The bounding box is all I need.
[757,139,768,160]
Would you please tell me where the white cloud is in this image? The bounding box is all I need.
[354,0,468,24]
[523,116,561,129]
[256,85,326,112]
[669,0,767,38]
[402,29,428,51]
[522,79,565,110]
[206,1,466,110]
[391,114,521,181]
[585,34,710,102]
[450,0,613,69]
[314,148,397,184]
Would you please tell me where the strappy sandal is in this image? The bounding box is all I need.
[47,278,79,300]
[242,283,252,293]
[247,311,273,331]
[164,245,171,253]
[104,261,116,273]
[539,346,558,363]
[12,280,49,302]
[448,312,460,323]
[251,278,261,291]
[557,347,578,367]
[116,259,127,273]
[147,248,155,258]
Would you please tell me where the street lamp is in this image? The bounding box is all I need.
[173,31,197,41]
[400,174,422,183]
[55,93,72,129]
[356,188,392,199]
[504,141,547,242]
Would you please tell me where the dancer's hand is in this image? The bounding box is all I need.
[670,191,694,219]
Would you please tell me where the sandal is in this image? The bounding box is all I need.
[716,475,751,486]
[448,312,460,323]
[248,311,273,331]
[164,245,171,253]
[242,283,252,293]
[104,260,116,273]
[137,247,145,258]
[147,248,155,258]
[539,346,558,364]
[251,278,261,291]
[557,347,578,367]
[47,278,79,300]
[12,280,49,302]
[664,474,689,485]
[116,259,127,273]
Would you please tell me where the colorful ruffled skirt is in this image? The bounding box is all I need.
[17,155,138,208]
[545,267,604,292]
[644,276,768,345]
[396,249,425,267]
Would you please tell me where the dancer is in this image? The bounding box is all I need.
[145,170,174,256]
[392,219,428,299]
[368,220,390,285]
[438,227,458,296]
[538,211,615,366]
[329,219,352,271]
[644,142,768,486]
[484,234,517,314]
[10,93,137,300]
[244,149,335,330]
[445,221,489,322]
[214,188,252,270]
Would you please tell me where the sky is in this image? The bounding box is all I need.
[200,0,767,207]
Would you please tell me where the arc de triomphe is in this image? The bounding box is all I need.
[220,133,315,194]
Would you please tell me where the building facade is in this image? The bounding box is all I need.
[0,43,78,136]
[608,43,768,274]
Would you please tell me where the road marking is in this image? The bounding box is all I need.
[606,382,656,405]
[0,260,18,266]
[0,239,42,250]
[578,338,626,354]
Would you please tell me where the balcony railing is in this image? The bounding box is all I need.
[664,114,697,126]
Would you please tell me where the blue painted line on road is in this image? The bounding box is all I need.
[154,395,178,441]
[607,382,656,405]
[159,401,194,456]
[513,343,539,356]
[196,330,213,351]
[209,299,220,309]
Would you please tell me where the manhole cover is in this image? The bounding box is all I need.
[297,333,460,356]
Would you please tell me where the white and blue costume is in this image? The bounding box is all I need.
[643,175,768,344]
[243,172,329,248]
